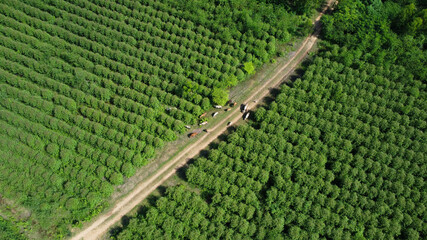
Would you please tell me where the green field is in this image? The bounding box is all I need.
[111,0,426,239]
[0,0,315,238]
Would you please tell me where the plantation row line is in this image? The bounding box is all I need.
[305,60,425,121]
[3,0,258,100]
[43,0,242,74]
[0,16,204,115]
[0,98,149,174]
[0,8,209,113]
[0,134,109,213]
[0,31,195,128]
[0,57,172,148]
[274,90,424,154]
[71,0,240,56]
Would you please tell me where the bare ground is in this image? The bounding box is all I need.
[70,2,334,239]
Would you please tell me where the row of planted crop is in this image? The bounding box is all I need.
[0,34,193,131]
[0,6,208,111]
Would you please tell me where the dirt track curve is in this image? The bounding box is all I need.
[71,2,334,239]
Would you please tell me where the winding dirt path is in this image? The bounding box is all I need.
[71,2,334,239]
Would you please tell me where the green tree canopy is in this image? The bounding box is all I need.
[211,88,229,106]
[243,62,255,74]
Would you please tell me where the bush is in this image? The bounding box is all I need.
[243,62,255,74]
[211,88,228,106]
[46,143,60,157]
[65,198,80,210]
[109,172,124,185]
[121,162,135,178]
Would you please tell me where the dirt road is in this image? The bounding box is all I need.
[71,2,334,239]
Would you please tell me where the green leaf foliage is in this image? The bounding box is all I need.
[211,88,229,106]
[111,1,426,239]
[243,61,255,75]
[0,217,26,240]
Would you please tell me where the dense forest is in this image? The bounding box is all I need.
[0,0,311,238]
[0,217,26,240]
[111,0,426,239]
[322,0,426,79]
